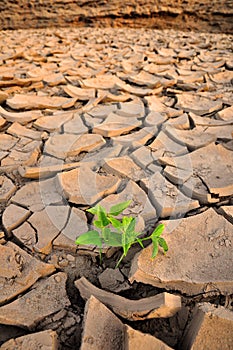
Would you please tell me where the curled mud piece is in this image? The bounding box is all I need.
[75,276,181,321]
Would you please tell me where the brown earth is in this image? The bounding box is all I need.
[0,22,233,350]
[0,0,233,33]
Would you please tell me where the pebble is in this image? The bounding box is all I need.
[66,254,75,262]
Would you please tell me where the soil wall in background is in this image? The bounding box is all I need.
[0,0,233,33]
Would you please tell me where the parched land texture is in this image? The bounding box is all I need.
[0,24,233,350]
[0,0,233,33]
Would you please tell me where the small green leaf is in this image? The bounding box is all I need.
[125,232,139,246]
[136,238,144,248]
[126,217,136,233]
[125,230,138,243]
[151,239,159,259]
[122,216,134,231]
[109,200,131,216]
[75,230,102,247]
[102,228,122,246]
[151,224,165,238]
[93,220,102,229]
[80,202,166,268]
[121,218,135,256]
[108,217,122,229]
[87,206,98,215]
[158,237,168,253]
[124,218,138,246]
[97,205,109,227]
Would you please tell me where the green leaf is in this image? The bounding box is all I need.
[79,202,166,268]
[122,216,134,231]
[125,231,139,244]
[125,234,139,246]
[75,230,102,247]
[151,224,165,238]
[123,217,138,245]
[122,231,126,254]
[87,206,98,215]
[108,217,122,230]
[126,217,136,233]
[97,205,109,227]
[109,200,131,216]
[102,228,122,247]
[151,239,159,259]
[93,220,102,229]
[136,238,144,248]
[158,237,168,253]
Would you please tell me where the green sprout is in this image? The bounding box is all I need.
[75,200,168,268]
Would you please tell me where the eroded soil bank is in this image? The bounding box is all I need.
[0,0,233,33]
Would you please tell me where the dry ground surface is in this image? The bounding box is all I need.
[0,27,233,349]
[0,0,233,33]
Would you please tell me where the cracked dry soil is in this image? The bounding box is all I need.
[0,27,233,349]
